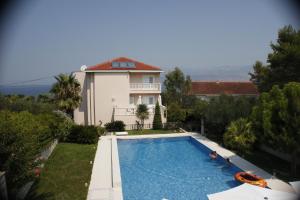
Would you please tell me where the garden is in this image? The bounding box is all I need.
[0,75,103,200]
[1,24,300,200]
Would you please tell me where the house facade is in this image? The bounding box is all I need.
[73,57,166,129]
[191,81,259,101]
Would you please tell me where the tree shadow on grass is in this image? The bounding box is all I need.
[24,180,54,200]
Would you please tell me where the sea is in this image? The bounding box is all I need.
[0,85,52,96]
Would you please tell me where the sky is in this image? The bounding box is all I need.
[0,0,299,85]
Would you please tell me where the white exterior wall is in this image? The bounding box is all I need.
[94,73,130,126]
[73,71,88,125]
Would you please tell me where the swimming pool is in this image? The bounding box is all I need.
[117,136,242,200]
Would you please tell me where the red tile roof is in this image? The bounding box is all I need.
[87,57,162,71]
[191,81,259,95]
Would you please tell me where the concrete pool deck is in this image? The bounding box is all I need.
[87,132,296,200]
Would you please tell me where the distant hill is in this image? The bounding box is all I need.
[186,65,252,81]
[0,85,52,96]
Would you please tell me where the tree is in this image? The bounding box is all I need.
[249,61,270,92]
[204,95,256,138]
[189,99,208,133]
[250,25,300,92]
[136,104,149,128]
[223,118,256,155]
[251,82,300,175]
[153,101,163,130]
[50,73,81,118]
[163,67,192,105]
[167,102,186,123]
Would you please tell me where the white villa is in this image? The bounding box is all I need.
[73,57,166,129]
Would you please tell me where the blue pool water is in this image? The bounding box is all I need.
[117,136,242,200]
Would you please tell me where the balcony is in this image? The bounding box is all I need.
[130,83,161,93]
[114,105,166,116]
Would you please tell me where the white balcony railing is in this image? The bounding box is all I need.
[130,83,161,91]
[114,105,166,116]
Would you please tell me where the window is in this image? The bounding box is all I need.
[142,96,147,104]
[111,62,136,68]
[112,62,119,68]
[143,75,155,83]
[149,96,154,105]
[130,96,134,104]
[127,62,135,68]
[142,96,154,105]
[120,62,127,68]
[149,77,154,83]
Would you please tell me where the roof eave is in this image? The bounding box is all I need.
[84,70,163,73]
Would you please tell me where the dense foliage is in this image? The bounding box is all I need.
[202,95,256,138]
[250,25,300,92]
[135,104,149,127]
[223,118,256,155]
[152,102,163,130]
[67,125,99,144]
[50,73,82,118]
[167,102,186,123]
[251,82,300,175]
[51,111,74,141]
[0,93,75,198]
[104,120,125,132]
[0,94,56,114]
[0,110,54,197]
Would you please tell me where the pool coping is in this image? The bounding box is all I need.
[87,132,295,200]
[189,133,295,193]
[87,136,123,200]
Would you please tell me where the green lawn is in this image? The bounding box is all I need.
[126,129,178,135]
[26,143,97,200]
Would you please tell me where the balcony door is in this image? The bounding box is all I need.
[143,75,154,84]
[142,95,155,105]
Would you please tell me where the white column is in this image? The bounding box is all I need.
[137,95,142,105]
[158,95,162,105]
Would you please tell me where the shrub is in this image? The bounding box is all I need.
[164,122,181,130]
[104,120,125,132]
[153,102,163,130]
[51,110,74,141]
[223,118,256,155]
[0,110,53,198]
[67,125,98,144]
[97,126,106,136]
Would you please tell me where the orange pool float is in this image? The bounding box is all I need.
[234,172,267,188]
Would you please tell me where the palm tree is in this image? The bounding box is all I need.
[136,104,149,129]
[50,73,81,118]
[223,118,256,155]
